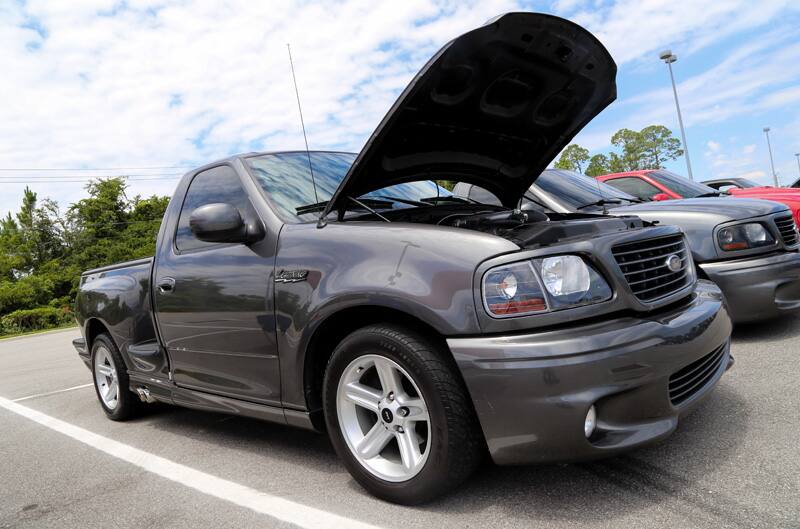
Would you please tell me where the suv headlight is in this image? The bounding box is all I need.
[717,223,774,251]
[482,256,612,317]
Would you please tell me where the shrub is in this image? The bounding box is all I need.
[0,306,74,335]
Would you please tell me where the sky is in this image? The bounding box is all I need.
[2,0,799,218]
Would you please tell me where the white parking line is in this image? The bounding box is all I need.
[13,383,94,402]
[0,395,383,529]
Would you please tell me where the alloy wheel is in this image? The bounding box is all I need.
[336,354,431,482]
[94,345,119,410]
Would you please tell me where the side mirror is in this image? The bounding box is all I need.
[651,193,671,202]
[189,203,264,244]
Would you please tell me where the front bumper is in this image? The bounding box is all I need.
[700,251,800,323]
[448,280,731,465]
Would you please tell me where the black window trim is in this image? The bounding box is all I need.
[172,162,262,256]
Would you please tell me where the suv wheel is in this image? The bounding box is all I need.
[323,324,482,504]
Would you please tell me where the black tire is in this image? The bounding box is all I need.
[91,333,142,421]
[323,324,483,504]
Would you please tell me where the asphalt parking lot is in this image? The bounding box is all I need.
[1,318,799,529]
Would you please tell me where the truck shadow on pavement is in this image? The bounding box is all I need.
[142,380,761,527]
[731,313,800,343]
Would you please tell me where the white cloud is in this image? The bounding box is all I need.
[0,0,516,215]
[565,0,797,66]
[2,0,799,219]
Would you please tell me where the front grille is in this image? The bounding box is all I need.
[775,215,798,247]
[669,343,727,406]
[612,234,692,302]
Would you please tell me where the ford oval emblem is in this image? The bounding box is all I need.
[665,254,682,272]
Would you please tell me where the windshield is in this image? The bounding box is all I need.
[648,170,717,198]
[535,169,638,210]
[244,152,450,221]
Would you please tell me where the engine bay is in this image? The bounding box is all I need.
[364,204,647,249]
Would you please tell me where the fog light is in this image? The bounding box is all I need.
[584,405,596,438]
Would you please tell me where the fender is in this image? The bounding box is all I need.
[273,220,519,410]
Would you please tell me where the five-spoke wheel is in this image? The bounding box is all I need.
[91,333,141,421]
[337,354,431,482]
[93,344,119,410]
[324,324,483,504]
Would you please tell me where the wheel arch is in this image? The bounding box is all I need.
[84,317,112,351]
[301,305,452,429]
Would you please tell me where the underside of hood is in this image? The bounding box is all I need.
[325,12,617,215]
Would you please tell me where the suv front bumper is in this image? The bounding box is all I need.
[447,280,731,465]
[700,251,800,323]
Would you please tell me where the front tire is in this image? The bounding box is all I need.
[323,324,483,504]
[91,333,141,421]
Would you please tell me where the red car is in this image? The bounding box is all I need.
[598,170,800,224]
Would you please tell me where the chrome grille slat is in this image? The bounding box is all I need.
[612,235,692,302]
[775,215,798,247]
[627,265,688,287]
[612,240,685,256]
[614,248,687,267]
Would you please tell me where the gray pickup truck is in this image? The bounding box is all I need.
[73,13,732,504]
[455,169,800,323]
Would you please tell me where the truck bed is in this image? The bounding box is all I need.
[75,256,158,368]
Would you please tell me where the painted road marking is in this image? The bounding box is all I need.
[13,383,94,402]
[0,395,384,529]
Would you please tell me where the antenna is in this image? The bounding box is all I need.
[287,44,322,218]
[592,172,609,215]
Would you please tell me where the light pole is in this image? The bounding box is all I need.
[763,127,778,187]
[794,153,800,180]
[659,50,693,180]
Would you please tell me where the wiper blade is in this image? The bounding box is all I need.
[295,198,394,215]
[420,196,476,205]
[576,198,622,210]
[295,200,330,215]
[696,192,722,198]
[369,194,428,207]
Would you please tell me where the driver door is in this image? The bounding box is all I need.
[153,165,280,405]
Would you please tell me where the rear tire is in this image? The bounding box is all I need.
[323,324,483,504]
[91,333,141,421]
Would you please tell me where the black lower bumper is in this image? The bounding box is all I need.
[700,251,800,323]
[448,280,731,465]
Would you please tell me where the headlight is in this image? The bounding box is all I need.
[717,223,774,251]
[483,256,612,317]
[483,261,548,316]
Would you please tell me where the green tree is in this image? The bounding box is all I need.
[609,126,683,171]
[0,176,172,335]
[585,154,610,177]
[610,128,645,171]
[639,125,683,168]
[554,144,590,173]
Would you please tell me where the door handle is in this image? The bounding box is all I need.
[157,277,176,294]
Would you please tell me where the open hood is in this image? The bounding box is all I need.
[325,12,616,215]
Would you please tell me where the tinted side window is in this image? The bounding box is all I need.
[451,182,472,198]
[175,166,256,251]
[606,177,662,200]
[469,186,502,206]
